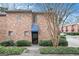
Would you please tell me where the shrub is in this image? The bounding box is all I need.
[0,40,15,46]
[0,46,6,54]
[40,47,79,54]
[4,47,25,55]
[16,40,31,46]
[66,32,79,35]
[0,46,25,55]
[59,36,68,46]
[39,36,68,46]
[39,40,53,46]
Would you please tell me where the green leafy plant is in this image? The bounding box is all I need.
[16,40,31,46]
[39,36,68,46]
[0,46,25,55]
[0,40,15,46]
[66,32,79,35]
[39,40,53,46]
[59,36,68,46]
[40,47,79,54]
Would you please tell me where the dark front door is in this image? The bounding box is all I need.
[32,32,38,44]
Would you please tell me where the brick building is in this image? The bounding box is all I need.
[0,10,50,44]
[61,23,79,33]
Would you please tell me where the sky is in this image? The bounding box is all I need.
[0,3,79,25]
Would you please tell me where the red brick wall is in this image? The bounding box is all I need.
[1,11,79,42]
[61,24,79,33]
[6,13,32,41]
[0,11,66,42]
[37,14,51,40]
[0,16,7,41]
[0,12,51,42]
[73,24,78,32]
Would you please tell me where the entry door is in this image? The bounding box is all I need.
[32,32,38,44]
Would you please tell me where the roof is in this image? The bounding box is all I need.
[0,10,46,16]
[63,23,79,27]
[5,10,32,13]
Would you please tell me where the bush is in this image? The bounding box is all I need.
[0,46,6,54]
[39,40,53,46]
[66,32,79,35]
[40,47,79,54]
[16,40,31,46]
[0,46,25,55]
[39,36,68,46]
[0,40,15,46]
[59,36,68,46]
[4,47,25,55]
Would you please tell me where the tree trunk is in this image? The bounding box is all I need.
[52,20,59,47]
[46,14,60,47]
[47,19,60,47]
[52,25,60,47]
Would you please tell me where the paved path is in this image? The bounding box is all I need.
[20,36,79,56]
[21,45,42,56]
[20,45,79,56]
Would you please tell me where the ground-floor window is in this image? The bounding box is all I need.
[24,31,29,36]
[8,31,13,36]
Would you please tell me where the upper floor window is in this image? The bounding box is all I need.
[66,26,68,32]
[78,25,79,32]
[33,15,37,23]
[78,28,79,32]
[16,15,21,22]
[71,25,74,32]
[61,27,63,32]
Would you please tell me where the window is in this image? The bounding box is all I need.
[33,15,37,23]
[61,27,63,32]
[77,25,79,32]
[8,31,13,36]
[78,28,79,32]
[62,29,63,32]
[24,31,29,36]
[66,26,68,32]
[16,15,21,22]
[71,25,74,32]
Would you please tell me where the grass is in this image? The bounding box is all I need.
[39,47,79,54]
[0,46,26,55]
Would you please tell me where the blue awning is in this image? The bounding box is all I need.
[32,23,39,32]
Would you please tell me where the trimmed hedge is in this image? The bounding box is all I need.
[16,40,31,46]
[39,40,53,46]
[66,32,79,35]
[40,47,79,54]
[59,36,68,46]
[0,46,25,55]
[39,36,68,46]
[0,40,15,46]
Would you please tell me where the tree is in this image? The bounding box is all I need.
[41,3,79,47]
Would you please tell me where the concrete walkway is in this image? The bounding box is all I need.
[20,36,79,56]
[20,45,79,56]
[21,45,42,56]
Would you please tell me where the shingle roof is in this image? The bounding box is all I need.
[5,10,32,13]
